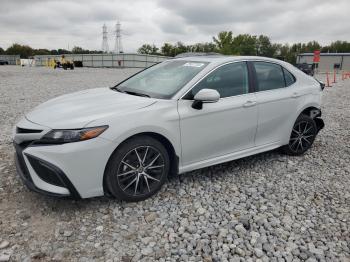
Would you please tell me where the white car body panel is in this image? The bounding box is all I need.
[178,93,258,166]
[13,56,323,198]
[22,136,116,198]
[26,88,157,129]
[254,86,301,146]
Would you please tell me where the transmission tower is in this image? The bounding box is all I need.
[101,24,109,53]
[114,21,123,54]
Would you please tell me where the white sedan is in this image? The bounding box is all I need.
[13,56,324,201]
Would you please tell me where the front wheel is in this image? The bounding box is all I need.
[281,114,317,156]
[105,136,170,202]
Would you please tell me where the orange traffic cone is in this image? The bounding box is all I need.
[332,69,337,84]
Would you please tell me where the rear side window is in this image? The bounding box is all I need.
[253,62,285,91]
[186,62,249,99]
[283,68,296,87]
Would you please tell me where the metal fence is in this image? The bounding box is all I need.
[0,55,20,65]
[34,53,170,68]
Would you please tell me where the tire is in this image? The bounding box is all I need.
[105,136,170,202]
[281,114,318,156]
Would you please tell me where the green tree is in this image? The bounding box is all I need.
[174,42,187,56]
[0,47,4,55]
[188,43,217,53]
[280,44,296,64]
[213,31,233,55]
[71,46,86,54]
[304,41,321,52]
[6,43,34,58]
[232,34,257,55]
[50,49,59,55]
[159,42,188,57]
[137,44,159,55]
[256,35,276,57]
[325,41,350,53]
[34,49,50,55]
[161,43,174,56]
[57,49,71,55]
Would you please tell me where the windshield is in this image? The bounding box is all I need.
[114,60,209,99]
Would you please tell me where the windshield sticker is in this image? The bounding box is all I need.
[183,62,205,68]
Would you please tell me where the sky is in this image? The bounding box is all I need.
[0,0,349,52]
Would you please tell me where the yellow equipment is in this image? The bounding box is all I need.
[54,55,74,70]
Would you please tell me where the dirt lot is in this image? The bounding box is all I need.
[0,66,349,261]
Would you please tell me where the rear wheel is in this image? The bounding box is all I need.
[105,136,170,202]
[282,115,317,155]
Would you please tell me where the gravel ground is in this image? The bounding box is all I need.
[0,66,349,262]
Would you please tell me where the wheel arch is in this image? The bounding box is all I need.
[300,106,322,118]
[299,105,324,132]
[283,104,323,145]
[102,132,179,197]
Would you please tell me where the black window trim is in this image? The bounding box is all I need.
[181,61,254,100]
[282,67,297,87]
[248,60,296,93]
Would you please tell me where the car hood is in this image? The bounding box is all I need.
[26,88,157,129]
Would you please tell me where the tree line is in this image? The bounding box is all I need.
[137,31,350,64]
[0,44,103,59]
[2,31,350,65]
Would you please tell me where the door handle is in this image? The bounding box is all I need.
[292,92,301,98]
[243,100,257,107]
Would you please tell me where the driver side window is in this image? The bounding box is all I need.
[185,62,249,99]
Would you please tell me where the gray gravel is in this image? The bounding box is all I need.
[0,66,349,261]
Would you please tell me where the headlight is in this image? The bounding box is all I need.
[39,126,108,144]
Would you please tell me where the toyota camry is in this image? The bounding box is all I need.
[13,56,324,201]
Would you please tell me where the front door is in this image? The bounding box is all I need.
[178,62,258,167]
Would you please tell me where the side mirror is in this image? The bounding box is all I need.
[192,89,220,110]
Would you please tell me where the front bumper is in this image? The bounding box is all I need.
[14,144,81,198]
[13,117,116,199]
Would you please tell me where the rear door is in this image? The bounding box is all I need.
[252,61,300,146]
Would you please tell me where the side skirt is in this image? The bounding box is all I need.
[178,141,281,174]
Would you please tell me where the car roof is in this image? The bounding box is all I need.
[172,55,287,65]
[171,55,296,74]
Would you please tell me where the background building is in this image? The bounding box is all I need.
[297,53,350,72]
[0,55,20,65]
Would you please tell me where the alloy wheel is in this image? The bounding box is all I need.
[116,146,165,197]
[289,121,316,153]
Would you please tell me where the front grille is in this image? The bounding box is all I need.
[26,155,65,187]
[16,127,43,134]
